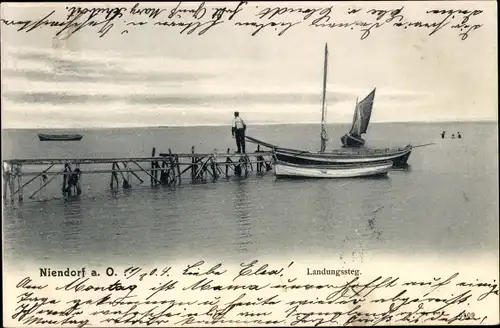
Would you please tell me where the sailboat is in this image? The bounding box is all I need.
[246,43,412,169]
[271,44,393,178]
[341,88,375,147]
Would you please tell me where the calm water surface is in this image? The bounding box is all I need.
[2,122,498,267]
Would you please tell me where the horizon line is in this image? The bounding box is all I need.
[1,118,497,130]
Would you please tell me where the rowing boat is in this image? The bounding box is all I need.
[38,133,83,141]
[274,160,393,178]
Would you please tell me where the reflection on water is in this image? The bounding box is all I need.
[61,199,84,256]
[233,181,252,254]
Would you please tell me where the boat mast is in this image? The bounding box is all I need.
[351,97,359,135]
[353,97,361,136]
[320,43,328,152]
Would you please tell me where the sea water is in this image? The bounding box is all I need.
[2,121,498,268]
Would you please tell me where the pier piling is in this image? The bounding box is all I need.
[62,164,68,194]
[176,155,181,186]
[116,163,130,189]
[110,162,120,190]
[16,164,23,202]
[2,166,8,202]
[191,146,196,183]
[151,147,157,187]
[9,171,15,203]
[168,149,176,186]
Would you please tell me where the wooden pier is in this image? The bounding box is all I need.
[2,146,275,204]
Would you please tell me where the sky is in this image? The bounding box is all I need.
[0,1,498,128]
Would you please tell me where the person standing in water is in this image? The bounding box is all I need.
[441,131,446,139]
[457,132,462,139]
[232,111,247,153]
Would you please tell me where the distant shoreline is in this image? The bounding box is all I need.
[1,119,497,131]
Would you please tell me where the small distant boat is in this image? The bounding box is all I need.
[341,88,375,148]
[38,133,83,141]
[275,160,393,178]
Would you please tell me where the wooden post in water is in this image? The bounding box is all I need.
[2,164,8,202]
[76,163,82,195]
[62,163,68,194]
[191,146,196,184]
[151,147,156,187]
[206,156,215,182]
[194,155,209,183]
[196,156,204,183]
[16,164,23,202]
[256,145,262,174]
[202,156,209,182]
[211,150,218,181]
[123,162,132,185]
[109,163,115,189]
[160,157,168,185]
[113,163,120,189]
[115,162,130,189]
[66,163,73,196]
[175,155,181,186]
[247,154,253,172]
[9,169,15,204]
[225,148,232,179]
[168,149,176,186]
[110,162,120,190]
[154,156,160,185]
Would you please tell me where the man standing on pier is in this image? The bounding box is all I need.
[232,111,246,153]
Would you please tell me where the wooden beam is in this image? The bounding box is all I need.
[122,161,144,183]
[132,160,162,185]
[16,159,272,176]
[30,168,65,199]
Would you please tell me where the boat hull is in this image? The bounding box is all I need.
[38,134,83,141]
[341,134,365,147]
[274,161,392,178]
[275,147,412,167]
